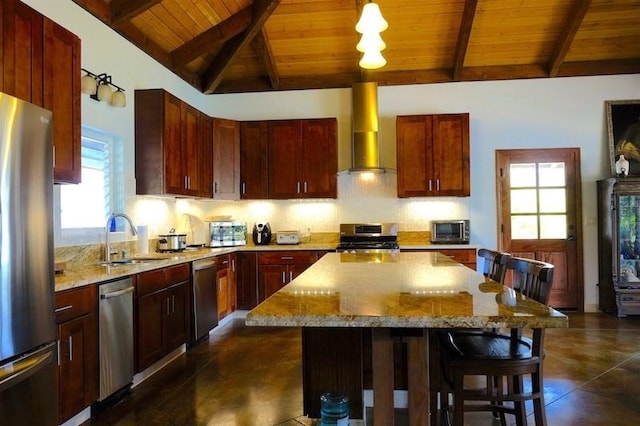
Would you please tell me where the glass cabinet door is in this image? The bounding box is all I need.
[617,194,640,285]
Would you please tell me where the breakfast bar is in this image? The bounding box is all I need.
[245,251,568,425]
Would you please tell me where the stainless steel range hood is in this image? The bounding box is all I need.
[350,82,388,172]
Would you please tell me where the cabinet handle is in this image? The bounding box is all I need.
[166,297,170,316]
[68,336,73,362]
[289,271,293,282]
[281,256,294,260]
[184,176,188,189]
[436,179,440,191]
[53,146,56,168]
[296,182,301,193]
[223,260,228,266]
[172,295,175,313]
[281,271,286,284]
[428,179,432,191]
[57,340,61,366]
[188,176,191,189]
[304,181,308,193]
[55,305,73,314]
[232,258,235,272]
[241,182,246,194]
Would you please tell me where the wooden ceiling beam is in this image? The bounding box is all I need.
[201,0,281,95]
[255,27,280,90]
[71,0,111,23]
[110,0,161,27]
[548,0,592,77]
[452,0,479,81]
[171,8,253,69]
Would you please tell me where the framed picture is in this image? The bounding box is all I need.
[606,99,640,176]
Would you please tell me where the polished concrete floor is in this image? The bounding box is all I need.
[85,312,640,426]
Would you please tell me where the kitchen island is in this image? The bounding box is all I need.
[245,251,568,425]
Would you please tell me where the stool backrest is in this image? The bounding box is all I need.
[505,257,555,305]
[478,248,511,284]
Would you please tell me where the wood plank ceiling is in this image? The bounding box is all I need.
[72,0,640,94]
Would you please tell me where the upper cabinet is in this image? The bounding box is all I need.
[135,89,210,198]
[396,113,470,197]
[1,0,81,184]
[240,121,269,199]
[268,118,337,199]
[212,118,240,200]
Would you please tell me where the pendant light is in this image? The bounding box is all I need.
[355,1,388,70]
[356,2,388,33]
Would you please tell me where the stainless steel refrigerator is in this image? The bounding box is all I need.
[0,93,57,425]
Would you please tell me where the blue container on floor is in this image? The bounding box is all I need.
[320,392,349,425]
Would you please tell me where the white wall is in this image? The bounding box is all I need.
[25,0,640,311]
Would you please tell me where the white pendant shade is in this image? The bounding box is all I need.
[356,2,388,34]
[359,49,386,69]
[81,74,97,95]
[111,90,126,108]
[357,32,386,53]
[97,83,113,102]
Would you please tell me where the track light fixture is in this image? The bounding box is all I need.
[81,68,126,108]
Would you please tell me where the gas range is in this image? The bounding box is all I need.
[336,223,399,253]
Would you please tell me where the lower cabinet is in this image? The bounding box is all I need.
[236,251,257,310]
[257,251,319,302]
[402,248,477,270]
[216,253,237,320]
[55,284,98,424]
[135,264,190,372]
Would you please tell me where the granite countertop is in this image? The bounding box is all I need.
[245,251,568,329]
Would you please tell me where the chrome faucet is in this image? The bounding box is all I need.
[105,213,138,263]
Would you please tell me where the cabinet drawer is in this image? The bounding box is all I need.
[436,249,476,264]
[55,285,96,323]
[258,251,318,265]
[165,263,190,285]
[137,268,166,296]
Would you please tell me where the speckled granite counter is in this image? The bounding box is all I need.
[245,251,567,329]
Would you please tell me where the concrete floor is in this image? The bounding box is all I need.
[85,312,640,426]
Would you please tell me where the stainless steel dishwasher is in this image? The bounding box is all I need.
[98,277,134,401]
[192,258,218,344]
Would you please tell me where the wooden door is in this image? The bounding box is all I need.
[300,118,337,198]
[213,118,240,200]
[433,114,470,196]
[268,120,301,199]
[2,0,43,105]
[43,18,80,184]
[397,115,433,197]
[240,121,269,199]
[163,93,184,195]
[199,113,213,198]
[136,290,165,372]
[58,316,89,423]
[181,103,201,196]
[217,260,230,320]
[165,282,189,350]
[496,148,583,310]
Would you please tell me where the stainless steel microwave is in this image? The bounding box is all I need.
[431,220,470,244]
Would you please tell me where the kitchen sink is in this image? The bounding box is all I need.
[96,257,166,267]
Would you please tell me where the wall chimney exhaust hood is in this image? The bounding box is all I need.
[349,81,392,173]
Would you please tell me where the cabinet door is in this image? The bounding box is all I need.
[217,263,230,320]
[213,118,240,200]
[43,18,80,184]
[236,251,258,310]
[432,114,470,196]
[1,0,43,105]
[300,119,337,198]
[268,120,301,199]
[258,264,286,302]
[397,115,433,197]
[163,92,186,195]
[199,113,213,198]
[58,315,90,423]
[136,290,165,372]
[165,282,189,351]
[182,103,202,197]
[240,121,269,199]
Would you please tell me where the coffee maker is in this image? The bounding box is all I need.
[252,222,272,245]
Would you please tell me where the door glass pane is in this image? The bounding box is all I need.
[619,195,640,260]
[510,163,536,187]
[539,188,566,213]
[540,215,567,239]
[539,162,565,186]
[511,189,537,213]
[512,216,538,239]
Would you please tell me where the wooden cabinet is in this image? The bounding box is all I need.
[55,285,98,424]
[216,254,237,320]
[268,118,337,199]
[135,89,209,197]
[135,263,191,372]
[396,113,470,197]
[213,118,240,199]
[240,121,269,199]
[401,248,477,270]
[236,251,258,309]
[1,0,81,184]
[258,251,319,302]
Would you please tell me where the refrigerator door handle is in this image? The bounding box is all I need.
[0,350,53,393]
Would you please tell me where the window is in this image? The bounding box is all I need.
[56,126,124,241]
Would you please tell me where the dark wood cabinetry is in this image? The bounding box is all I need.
[135,264,191,372]
[401,248,477,270]
[216,253,237,320]
[397,113,470,197]
[55,284,98,424]
[597,178,640,317]
[268,118,337,199]
[135,89,210,197]
[213,118,240,200]
[240,121,269,199]
[1,0,81,184]
[236,251,258,309]
[258,251,318,302]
